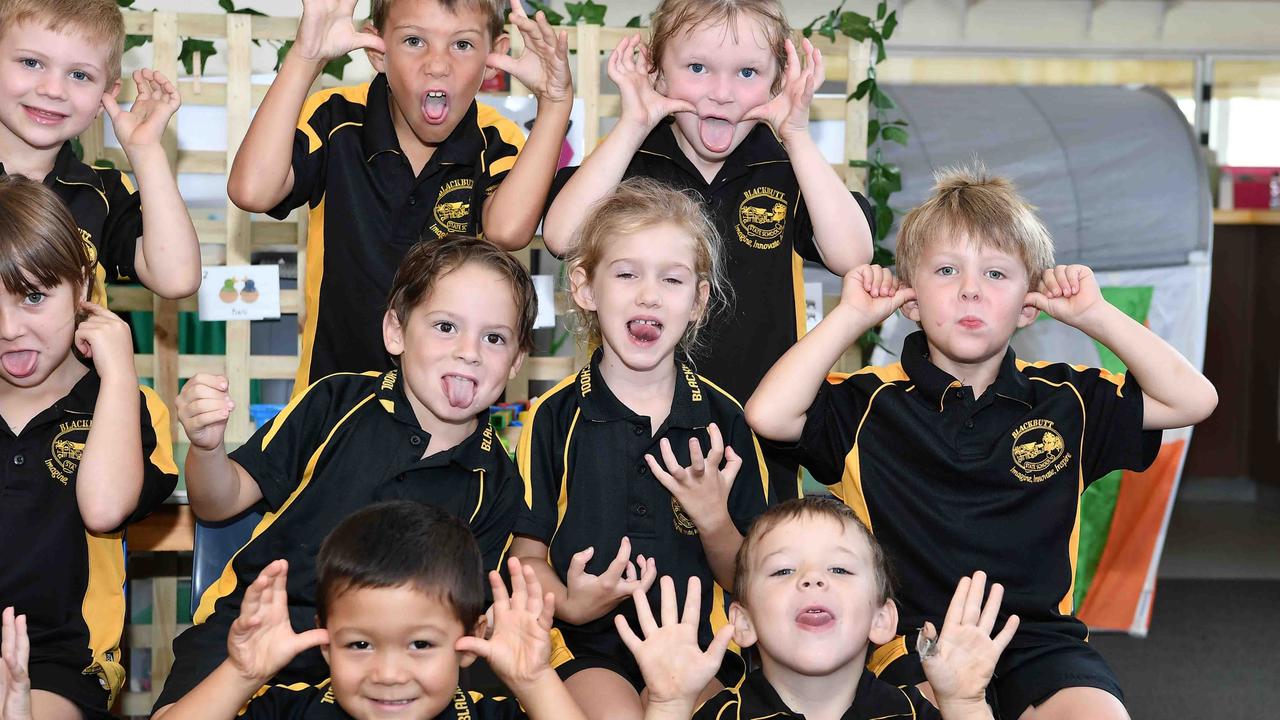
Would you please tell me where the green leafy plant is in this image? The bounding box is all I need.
[525,0,565,25]
[565,0,607,25]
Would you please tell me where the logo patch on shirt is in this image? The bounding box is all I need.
[735,186,788,250]
[671,497,699,536]
[433,178,474,235]
[46,419,91,485]
[80,229,95,256]
[1010,419,1071,483]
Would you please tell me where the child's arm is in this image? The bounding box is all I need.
[615,576,735,720]
[479,4,572,251]
[0,607,32,720]
[540,35,695,255]
[919,572,1019,720]
[1026,265,1218,429]
[742,39,873,274]
[644,423,742,591]
[746,264,913,442]
[165,560,329,720]
[456,559,587,720]
[101,69,201,299]
[510,536,657,626]
[227,0,384,213]
[73,303,148,533]
[176,373,264,521]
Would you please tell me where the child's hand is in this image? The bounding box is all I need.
[609,35,695,133]
[0,608,32,720]
[74,302,136,384]
[102,69,180,151]
[920,572,1019,713]
[563,536,657,624]
[456,558,555,692]
[1024,265,1105,329]
[293,0,385,62]
[837,265,914,326]
[226,560,328,685]
[742,38,822,144]
[176,373,235,451]
[615,576,733,710]
[486,2,572,106]
[645,423,738,531]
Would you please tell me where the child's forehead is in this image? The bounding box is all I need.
[920,231,1024,264]
[384,0,492,34]
[753,515,868,559]
[416,262,519,318]
[327,583,465,627]
[672,13,775,57]
[2,18,113,64]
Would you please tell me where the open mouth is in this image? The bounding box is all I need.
[23,105,67,125]
[422,90,449,124]
[795,605,836,630]
[1,350,38,379]
[626,318,663,345]
[442,373,477,409]
[698,115,735,153]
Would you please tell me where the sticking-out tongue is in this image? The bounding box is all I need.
[443,375,477,409]
[699,117,735,153]
[423,94,449,123]
[2,351,37,379]
[628,320,661,344]
[796,609,834,628]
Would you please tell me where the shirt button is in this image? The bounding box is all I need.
[637,464,648,475]
[632,503,648,516]
[410,435,422,446]
[407,196,417,206]
[12,454,23,466]
[632,425,645,436]
[954,390,964,399]
[965,419,975,429]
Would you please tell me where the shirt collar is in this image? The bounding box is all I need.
[47,141,102,187]
[373,368,501,470]
[363,75,483,168]
[741,668,919,719]
[637,118,788,186]
[576,348,712,428]
[900,330,1033,411]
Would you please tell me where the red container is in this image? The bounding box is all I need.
[1223,166,1280,209]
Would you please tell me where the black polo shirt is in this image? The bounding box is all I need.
[0,370,177,700]
[786,330,1161,650]
[549,120,874,406]
[269,74,525,390]
[514,349,771,648]
[240,682,527,719]
[1,141,143,303]
[695,668,939,720]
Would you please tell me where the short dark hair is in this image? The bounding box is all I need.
[369,0,506,41]
[386,234,537,352]
[0,174,94,297]
[735,496,893,604]
[316,501,487,628]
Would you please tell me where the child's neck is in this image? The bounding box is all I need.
[596,346,676,436]
[0,354,87,435]
[924,339,1006,401]
[412,408,478,458]
[388,95,438,176]
[758,649,866,720]
[670,124,727,185]
[0,125,60,180]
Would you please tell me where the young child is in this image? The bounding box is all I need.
[0,174,178,720]
[153,235,535,717]
[228,0,572,390]
[747,167,1218,720]
[542,0,875,497]
[0,0,201,301]
[512,178,771,720]
[618,497,1019,720]
[159,500,588,720]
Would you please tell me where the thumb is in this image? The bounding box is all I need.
[707,623,735,660]
[352,32,387,55]
[1023,291,1049,313]
[720,446,742,483]
[665,97,697,116]
[568,546,594,578]
[486,52,518,75]
[74,325,94,358]
[453,635,490,658]
[101,93,122,121]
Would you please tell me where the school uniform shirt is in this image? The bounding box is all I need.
[548,119,875,407]
[0,370,177,703]
[694,668,940,720]
[785,331,1162,658]
[514,349,771,653]
[269,74,525,391]
[1,141,143,304]
[238,682,527,720]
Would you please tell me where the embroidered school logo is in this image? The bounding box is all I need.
[671,497,698,536]
[80,229,95,257]
[1010,419,1071,483]
[735,186,788,251]
[433,178,474,235]
[46,420,91,485]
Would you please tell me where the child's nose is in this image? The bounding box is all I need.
[38,73,68,99]
[423,49,451,77]
[0,307,23,340]
[370,651,410,684]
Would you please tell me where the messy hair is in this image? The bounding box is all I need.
[369,0,506,42]
[0,0,125,83]
[648,0,791,95]
[0,175,94,299]
[895,164,1055,288]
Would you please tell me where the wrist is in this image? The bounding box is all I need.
[827,304,881,343]
[643,697,698,720]
[778,124,813,149]
[283,45,328,74]
[499,665,556,696]
[614,115,656,143]
[935,697,992,720]
[533,96,573,124]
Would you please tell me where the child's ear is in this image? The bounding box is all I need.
[508,349,527,380]
[316,615,332,664]
[382,309,405,357]
[691,279,710,324]
[728,601,757,648]
[569,266,596,312]
[1017,298,1040,328]
[901,292,921,323]
[867,598,899,647]
[484,33,511,83]
[363,22,387,72]
[458,615,488,668]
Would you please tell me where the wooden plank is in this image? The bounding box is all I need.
[128,504,195,553]
[151,12,181,435]
[150,569,177,704]
[225,13,255,445]
[1214,209,1280,226]
[577,24,601,152]
[844,40,872,193]
[108,286,301,314]
[99,147,225,175]
[124,12,299,41]
[132,354,303,381]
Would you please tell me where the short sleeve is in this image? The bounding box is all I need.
[1077,368,1162,485]
[691,688,738,720]
[781,376,870,487]
[237,683,315,719]
[96,170,143,283]
[790,190,875,267]
[723,412,771,534]
[228,377,344,510]
[265,94,335,221]
[477,104,525,195]
[469,459,522,574]
[127,386,180,525]
[471,693,527,720]
[512,399,563,542]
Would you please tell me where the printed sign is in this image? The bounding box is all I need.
[198,265,281,321]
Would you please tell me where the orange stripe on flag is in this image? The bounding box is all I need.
[1077,440,1185,630]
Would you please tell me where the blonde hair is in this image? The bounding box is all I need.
[566,177,730,360]
[370,0,506,42]
[0,0,125,84]
[648,0,790,95]
[895,165,1055,288]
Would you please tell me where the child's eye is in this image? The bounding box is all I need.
[739,67,757,79]
[663,276,684,285]
[454,40,474,51]
[985,270,1006,280]
[829,567,852,575]
[20,58,39,69]
[615,271,636,280]
[433,321,456,334]
[405,36,425,48]
[937,266,957,277]
[483,332,507,345]
[70,70,91,82]
[688,63,706,74]
[23,292,46,306]
[346,641,371,650]
[768,568,794,577]
[411,640,434,650]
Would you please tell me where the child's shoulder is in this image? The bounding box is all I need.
[1014,358,1129,391]
[460,689,526,720]
[296,80,377,149]
[828,362,914,392]
[526,366,587,420]
[242,678,336,717]
[475,101,526,150]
